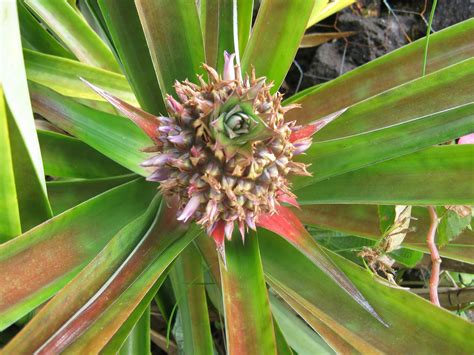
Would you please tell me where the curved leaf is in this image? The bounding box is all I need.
[31,205,200,354]
[24,49,137,105]
[311,58,474,141]
[294,102,474,186]
[17,1,75,59]
[3,194,161,354]
[258,206,386,325]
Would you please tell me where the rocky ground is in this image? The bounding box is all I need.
[284,0,474,95]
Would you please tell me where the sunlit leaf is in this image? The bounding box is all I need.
[0,2,52,240]
[24,0,120,72]
[17,0,75,59]
[24,49,137,105]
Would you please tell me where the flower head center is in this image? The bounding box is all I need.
[140,53,312,240]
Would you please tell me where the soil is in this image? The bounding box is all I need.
[283,0,474,96]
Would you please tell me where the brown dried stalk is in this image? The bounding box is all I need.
[427,206,441,306]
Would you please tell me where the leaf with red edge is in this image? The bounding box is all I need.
[257,205,387,326]
[289,108,345,143]
[210,220,226,266]
[80,78,161,144]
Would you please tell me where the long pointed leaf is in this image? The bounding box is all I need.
[118,307,151,355]
[241,0,314,91]
[47,175,136,214]
[135,0,205,98]
[98,0,166,115]
[29,82,150,176]
[3,194,161,353]
[311,58,474,142]
[38,129,129,178]
[269,294,334,355]
[24,0,120,72]
[33,205,201,353]
[220,232,277,354]
[170,244,214,354]
[0,88,21,242]
[24,49,137,105]
[17,0,75,59]
[260,231,474,353]
[285,19,474,124]
[294,101,474,186]
[257,206,386,325]
[0,178,155,330]
[295,145,474,205]
[0,2,52,237]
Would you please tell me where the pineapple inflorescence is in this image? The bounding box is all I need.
[142,53,311,240]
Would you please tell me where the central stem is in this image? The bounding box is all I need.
[220,232,277,354]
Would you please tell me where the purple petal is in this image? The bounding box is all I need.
[246,215,256,230]
[166,95,183,114]
[223,51,236,81]
[177,195,201,222]
[158,116,174,124]
[225,221,234,240]
[459,133,474,144]
[158,125,177,134]
[141,153,174,167]
[293,139,312,155]
[147,168,171,182]
[168,134,185,144]
[206,200,218,221]
[239,221,246,243]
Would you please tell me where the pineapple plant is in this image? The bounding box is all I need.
[0,0,473,353]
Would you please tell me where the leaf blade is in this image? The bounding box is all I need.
[260,230,474,353]
[135,0,205,98]
[24,0,120,72]
[294,145,474,206]
[285,19,474,124]
[0,178,156,330]
[241,0,314,91]
[98,0,166,114]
